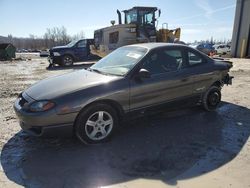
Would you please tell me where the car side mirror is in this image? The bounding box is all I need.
[138,69,151,79]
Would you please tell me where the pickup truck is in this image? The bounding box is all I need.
[48,39,98,67]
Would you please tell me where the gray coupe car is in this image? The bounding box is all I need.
[14,43,233,144]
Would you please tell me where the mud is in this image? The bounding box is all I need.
[0,56,250,188]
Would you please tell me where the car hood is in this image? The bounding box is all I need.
[25,69,119,100]
[51,46,70,51]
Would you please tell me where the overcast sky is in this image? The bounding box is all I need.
[0,0,236,42]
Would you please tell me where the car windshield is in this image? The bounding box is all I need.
[66,40,77,47]
[89,46,148,76]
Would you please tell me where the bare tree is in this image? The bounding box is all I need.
[72,31,85,41]
[1,26,87,50]
[43,26,71,48]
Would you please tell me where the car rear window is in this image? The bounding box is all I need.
[188,51,204,66]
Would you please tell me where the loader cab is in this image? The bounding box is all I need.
[123,7,158,41]
[124,7,157,26]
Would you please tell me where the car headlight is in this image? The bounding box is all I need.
[53,52,61,56]
[29,101,55,112]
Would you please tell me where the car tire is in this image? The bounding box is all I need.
[62,55,73,66]
[202,86,221,111]
[75,103,118,144]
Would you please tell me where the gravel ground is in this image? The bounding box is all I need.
[0,55,250,188]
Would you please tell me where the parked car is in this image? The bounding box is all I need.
[191,43,216,55]
[20,49,28,53]
[14,43,233,144]
[40,50,49,57]
[48,39,98,67]
[31,49,41,53]
[213,44,231,55]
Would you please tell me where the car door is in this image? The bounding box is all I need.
[74,40,88,61]
[129,47,194,111]
[185,49,215,94]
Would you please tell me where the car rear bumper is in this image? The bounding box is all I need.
[224,74,234,85]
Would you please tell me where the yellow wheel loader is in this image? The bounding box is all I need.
[90,6,181,57]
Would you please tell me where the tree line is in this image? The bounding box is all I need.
[0,26,86,50]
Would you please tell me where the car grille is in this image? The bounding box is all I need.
[49,50,53,56]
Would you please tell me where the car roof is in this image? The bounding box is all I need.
[123,6,158,12]
[127,43,186,50]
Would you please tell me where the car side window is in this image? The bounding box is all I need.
[188,51,205,66]
[142,49,183,75]
[77,40,86,48]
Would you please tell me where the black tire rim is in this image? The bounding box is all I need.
[208,91,220,106]
[63,56,73,66]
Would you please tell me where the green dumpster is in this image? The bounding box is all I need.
[0,43,16,60]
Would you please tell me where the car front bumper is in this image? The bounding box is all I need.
[48,56,62,65]
[14,95,77,137]
[19,121,74,137]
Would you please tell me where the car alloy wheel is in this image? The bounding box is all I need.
[85,111,113,141]
[75,103,118,144]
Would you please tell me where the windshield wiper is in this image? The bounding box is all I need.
[88,68,107,75]
[88,68,123,77]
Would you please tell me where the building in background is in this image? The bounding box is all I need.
[231,0,250,58]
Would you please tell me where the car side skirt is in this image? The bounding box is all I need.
[124,94,202,120]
